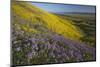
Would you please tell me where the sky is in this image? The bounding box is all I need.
[30,2,96,13]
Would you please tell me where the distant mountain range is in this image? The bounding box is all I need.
[52,12,96,15]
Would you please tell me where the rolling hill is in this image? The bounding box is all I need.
[12,1,83,40]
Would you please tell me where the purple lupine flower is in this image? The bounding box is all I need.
[50,43,57,50]
[32,44,36,49]
[47,42,52,49]
[27,52,33,59]
[32,44,38,50]
[16,47,21,51]
[31,38,36,43]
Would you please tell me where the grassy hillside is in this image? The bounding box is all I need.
[56,14,96,47]
[12,1,83,40]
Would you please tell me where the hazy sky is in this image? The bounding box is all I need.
[30,2,95,13]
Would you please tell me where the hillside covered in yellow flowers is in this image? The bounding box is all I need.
[12,1,84,40]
